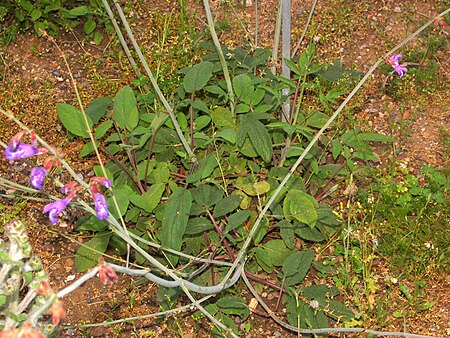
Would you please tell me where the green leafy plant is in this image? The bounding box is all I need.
[0,0,108,44]
[52,38,400,333]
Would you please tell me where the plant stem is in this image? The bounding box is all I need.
[102,0,196,163]
[202,0,236,117]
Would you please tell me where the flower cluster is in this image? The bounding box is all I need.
[4,131,112,225]
[387,54,408,78]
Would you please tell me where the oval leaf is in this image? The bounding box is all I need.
[283,190,318,228]
[183,61,214,93]
[213,195,243,218]
[75,232,111,272]
[113,86,139,131]
[57,103,92,138]
[161,188,192,265]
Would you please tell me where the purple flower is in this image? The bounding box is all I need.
[394,64,408,78]
[91,177,113,188]
[43,197,72,225]
[93,193,109,220]
[30,167,47,190]
[390,54,403,64]
[99,179,113,188]
[5,142,40,161]
[389,54,408,78]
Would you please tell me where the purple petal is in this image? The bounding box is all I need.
[43,198,71,224]
[94,193,109,220]
[5,142,40,161]
[30,167,47,190]
[394,65,408,78]
[390,54,402,64]
[101,179,113,188]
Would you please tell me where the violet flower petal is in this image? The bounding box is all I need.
[30,167,47,190]
[394,65,408,78]
[5,142,40,161]
[43,197,71,225]
[94,193,109,220]
[390,54,403,64]
[101,179,113,188]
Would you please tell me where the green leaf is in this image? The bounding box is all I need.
[93,165,113,181]
[295,225,326,242]
[233,74,253,101]
[195,115,211,131]
[183,61,213,93]
[324,300,355,320]
[300,303,328,333]
[93,32,103,45]
[282,250,314,287]
[95,120,113,139]
[113,86,139,131]
[211,107,234,127]
[107,185,133,217]
[241,116,272,162]
[0,295,7,307]
[148,162,171,184]
[161,188,192,265]
[86,97,112,125]
[283,190,318,228]
[57,103,92,138]
[213,195,243,218]
[317,205,341,227]
[358,133,396,143]
[242,180,271,196]
[224,210,250,234]
[79,141,99,157]
[216,296,250,320]
[302,284,340,302]
[279,220,295,249]
[253,215,269,244]
[249,88,265,106]
[285,58,302,75]
[75,232,111,272]
[30,9,41,21]
[84,19,96,34]
[318,60,345,82]
[185,218,213,235]
[254,239,290,273]
[216,128,236,144]
[65,6,90,18]
[192,184,223,208]
[192,99,209,113]
[204,85,226,97]
[306,111,331,128]
[75,215,108,232]
[186,155,219,184]
[18,0,33,12]
[129,183,165,213]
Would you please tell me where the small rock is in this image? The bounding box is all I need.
[394,6,402,13]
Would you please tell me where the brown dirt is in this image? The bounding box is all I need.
[1,0,449,337]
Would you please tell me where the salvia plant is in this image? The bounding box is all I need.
[0,0,448,336]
